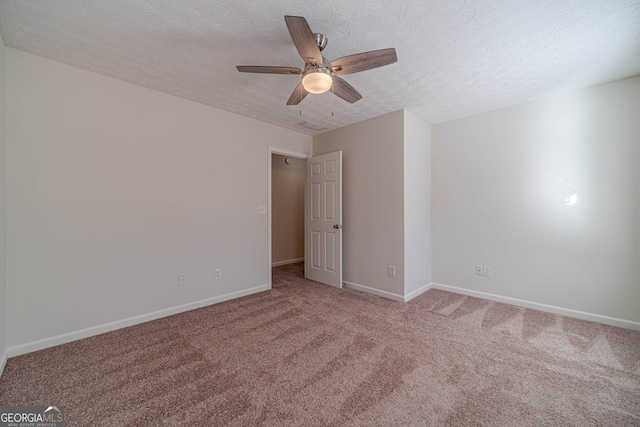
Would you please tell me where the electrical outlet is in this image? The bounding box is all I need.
[388,265,396,277]
[178,273,188,286]
[476,265,484,275]
[214,268,222,280]
[258,205,267,215]
[483,266,492,277]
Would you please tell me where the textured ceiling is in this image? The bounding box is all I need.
[0,0,639,135]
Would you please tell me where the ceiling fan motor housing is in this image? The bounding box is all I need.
[303,57,330,73]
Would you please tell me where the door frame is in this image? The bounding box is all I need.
[267,146,309,288]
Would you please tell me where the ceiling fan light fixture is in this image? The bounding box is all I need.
[302,69,333,94]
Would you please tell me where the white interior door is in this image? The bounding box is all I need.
[305,151,342,288]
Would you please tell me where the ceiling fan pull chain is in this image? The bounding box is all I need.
[331,82,335,117]
[300,84,303,115]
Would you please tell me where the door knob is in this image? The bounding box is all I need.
[333,224,342,229]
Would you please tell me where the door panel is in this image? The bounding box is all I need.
[325,233,336,272]
[325,181,336,219]
[311,231,321,268]
[311,182,321,219]
[305,151,342,288]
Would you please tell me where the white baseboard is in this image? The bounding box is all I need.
[343,281,405,302]
[404,283,433,302]
[7,284,270,358]
[343,281,433,303]
[272,257,304,267]
[432,283,640,331]
[0,349,7,379]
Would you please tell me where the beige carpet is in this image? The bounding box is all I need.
[1,262,639,426]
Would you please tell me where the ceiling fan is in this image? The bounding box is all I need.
[236,16,397,105]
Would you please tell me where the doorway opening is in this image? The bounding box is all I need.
[267,147,308,288]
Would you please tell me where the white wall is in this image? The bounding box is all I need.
[271,154,305,264]
[6,48,311,347]
[0,34,7,366]
[432,76,640,322]
[313,111,405,296]
[403,110,431,295]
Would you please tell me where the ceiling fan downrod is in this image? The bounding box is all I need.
[313,33,327,51]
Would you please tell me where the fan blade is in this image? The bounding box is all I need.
[330,48,397,75]
[236,66,301,74]
[287,83,309,105]
[332,76,362,103]
[285,16,322,65]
